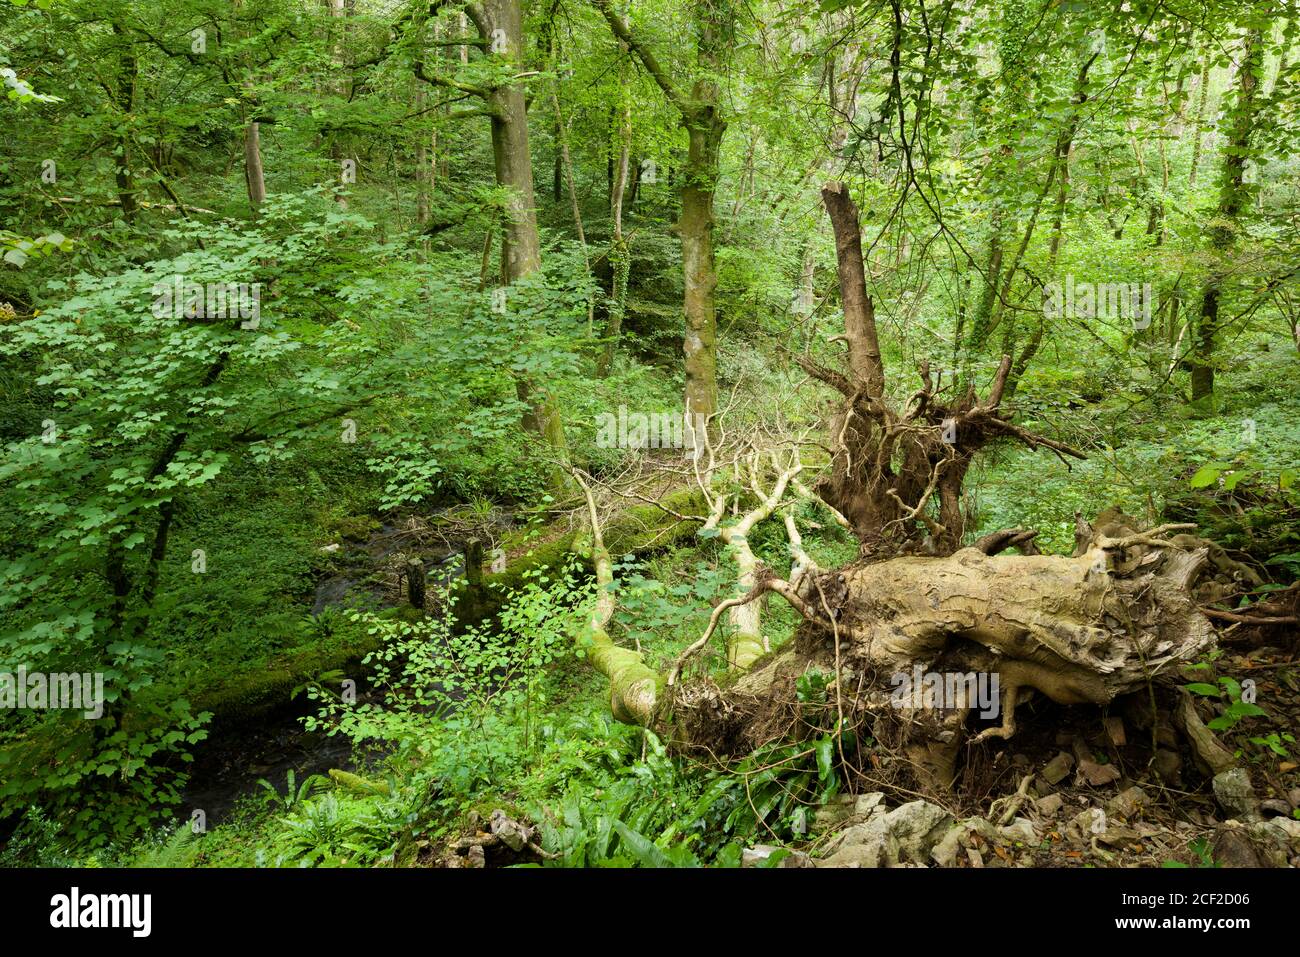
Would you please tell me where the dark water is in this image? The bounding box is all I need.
[181,529,472,825]
[181,711,361,825]
[310,525,465,615]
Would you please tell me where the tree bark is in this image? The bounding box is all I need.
[592,0,732,424]
[821,183,885,398]
[597,73,631,378]
[1188,53,1211,188]
[680,115,723,421]
[471,0,570,481]
[329,0,352,209]
[111,23,138,222]
[1190,28,1262,402]
[244,120,267,208]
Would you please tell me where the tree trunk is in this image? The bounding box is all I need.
[593,0,731,425]
[597,77,632,378]
[1188,54,1211,187]
[476,0,569,480]
[111,23,138,222]
[244,120,267,208]
[1190,28,1262,402]
[406,558,426,610]
[329,0,351,208]
[415,85,431,226]
[673,516,1226,790]
[679,111,723,423]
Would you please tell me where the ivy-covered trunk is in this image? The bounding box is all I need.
[1190,27,1262,402]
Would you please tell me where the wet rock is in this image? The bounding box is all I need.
[1243,822,1296,866]
[930,826,966,867]
[889,801,956,863]
[812,794,857,831]
[1065,807,1107,841]
[1041,752,1074,785]
[1097,824,1141,848]
[1212,768,1260,822]
[931,816,1031,867]
[490,808,534,852]
[818,843,887,868]
[931,818,992,867]
[814,791,885,831]
[818,817,894,868]
[855,792,885,817]
[1260,799,1291,818]
[1264,818,1300,850]
[742,844,777,866]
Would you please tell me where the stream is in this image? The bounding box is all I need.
[180,522,474,826]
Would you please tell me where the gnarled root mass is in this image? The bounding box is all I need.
[669,510,1254,789]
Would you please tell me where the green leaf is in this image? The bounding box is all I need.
[815,735,834,784]
[610,820,675,868]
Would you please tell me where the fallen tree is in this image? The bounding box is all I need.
[570,182,1260,791]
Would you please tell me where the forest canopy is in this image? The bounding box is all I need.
[1,0,1298,873]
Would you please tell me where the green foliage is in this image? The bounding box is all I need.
[1183,675,1269,732]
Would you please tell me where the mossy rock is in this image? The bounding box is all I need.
[336,515,381,543]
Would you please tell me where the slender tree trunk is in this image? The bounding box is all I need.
[1190,29,1262,402]
[680,114,724,421]
[329,0,351,208]
[1188,54,1211,188]
[244,120,267,208]
[627,152,640,208]
[796,243,816,315]
[415,85,431,225]
[416,133,430,225]
[592,0,731,424]
[822,183,884,398]
[549,77,593,334]
[598,75,631,378]
[112,24,138,222]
